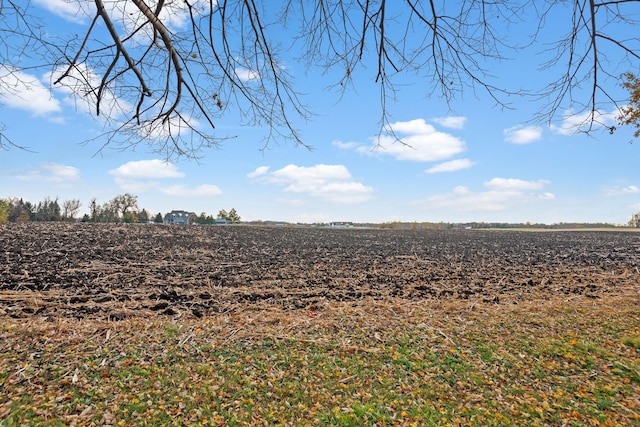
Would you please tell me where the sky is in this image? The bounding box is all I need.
[1,1,639,225]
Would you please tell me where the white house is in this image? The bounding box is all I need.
[163,210,197,225]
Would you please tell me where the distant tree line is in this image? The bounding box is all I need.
[0,194,241,225]
[2,194,633,227]
[0,197,84,223]
[83,193,159,224]
[377,220,638,230]
[0,193,155,224]
[193,208,241,225]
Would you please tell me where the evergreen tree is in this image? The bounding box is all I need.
[137,209,149,223]
[227,208,241,224]
[35,197,61,221]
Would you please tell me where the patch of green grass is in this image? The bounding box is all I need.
[622,335,640,350]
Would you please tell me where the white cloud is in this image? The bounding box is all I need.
[0,63,133,125]
[551,109,617,136]
[413,178,554,212]
[137,115,197,141]
[109,159,221,197]
[34,0,211,30]
[119,0,212,33]
[0,68,61,116]
[109,160,185,179]
[247,166,270,178]
[335,118,465,162]
[605,185,640,196]
[33,0,94,23]
[426,159,475,174]
[49,63,132,119]
[269,164,351,185]
[249,164,374,203]
[385,118,433,134]
[504,125,542,144]
[431,116,467,129]
[78,0,214,44]
[331,140,359,150]
[235,68,260,81]
[484,178,550,191]
[308,181,374,204]
[15,163,80,183]
[42,164,81,182]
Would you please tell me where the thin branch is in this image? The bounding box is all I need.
[93,0,152,98]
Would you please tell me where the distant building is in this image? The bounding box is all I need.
[214,218,227,225]
[163,210,197,225]
[329,222,354,228]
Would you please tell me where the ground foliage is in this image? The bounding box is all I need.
[0,223,639,425]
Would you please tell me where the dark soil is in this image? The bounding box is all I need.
[1,223,638,320]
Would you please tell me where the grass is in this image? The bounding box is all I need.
[1,295,638,426]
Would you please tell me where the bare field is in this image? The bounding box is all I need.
[1,222,638,320]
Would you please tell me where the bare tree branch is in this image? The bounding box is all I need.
[1,0,640,155]
[535,0,640,133]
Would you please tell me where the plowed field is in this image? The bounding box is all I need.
[1,223,638,320]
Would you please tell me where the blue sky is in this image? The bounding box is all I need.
[1,1,639,224]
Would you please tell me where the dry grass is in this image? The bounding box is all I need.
[1,293,638,426]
